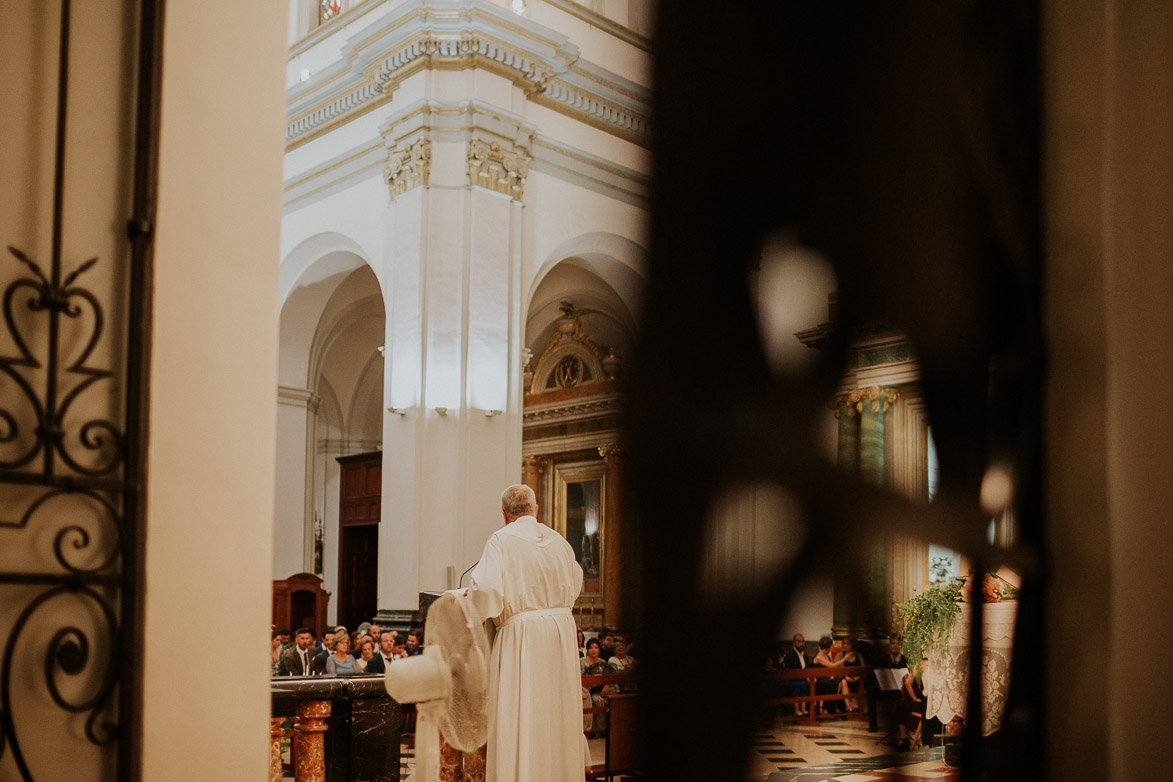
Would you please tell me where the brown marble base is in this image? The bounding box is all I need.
[296,699,331,782]
[439,731,487,782]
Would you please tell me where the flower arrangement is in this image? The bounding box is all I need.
[894,578,963,680]
[895,570,1019,680]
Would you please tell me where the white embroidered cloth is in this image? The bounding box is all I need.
[922,600,1017,735]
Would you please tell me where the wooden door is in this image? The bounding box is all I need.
[339,524,378,628]
[337,451,382,629]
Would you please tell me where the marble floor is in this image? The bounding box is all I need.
[398,716,955,781]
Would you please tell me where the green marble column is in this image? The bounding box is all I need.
[835,400,859,474]
[858,390,887,487]
[833,387,899,637]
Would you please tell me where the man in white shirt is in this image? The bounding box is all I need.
[281,627,320,676]
[466,484,585,782]
[364,632,398,674]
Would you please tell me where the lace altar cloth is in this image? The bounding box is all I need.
[922,600,1017,736]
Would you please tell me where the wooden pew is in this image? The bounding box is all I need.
[582,672,638,780]
[764,666,872,726]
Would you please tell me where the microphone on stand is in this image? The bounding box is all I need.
[458,559,480,589]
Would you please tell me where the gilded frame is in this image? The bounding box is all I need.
[553,460,607,600]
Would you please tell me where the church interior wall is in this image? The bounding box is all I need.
[138,0,289,777]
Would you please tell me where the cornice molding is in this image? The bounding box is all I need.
[283,99,648,212]
[278,385,322,413]
[522,392,620,424]
[522,430,619,457]
[285,0,650,150]
[541,0,653,53]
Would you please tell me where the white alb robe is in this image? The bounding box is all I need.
[468,516,585,782]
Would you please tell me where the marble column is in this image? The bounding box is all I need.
[295,700,331,782]
[599,444,625,629]
[522,455,548,519]
[858,386,897,487]
[833,397,860,474]
[270,718,286,782]
[832,387,898,637]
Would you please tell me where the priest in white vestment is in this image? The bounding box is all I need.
[466,484,586,782]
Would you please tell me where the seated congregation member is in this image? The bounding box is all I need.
[779,633,812,716]
[356,637,376,672]
[598,630,615,661]
[577,629,585,659]
[885,636,908,668]
[896,668,925,751]
[607,636,636,673]
[405,629,423,656]
[837,635,866,712]
[281,627,322,676]
[326,634,358,675]
[364,632,398,674]
[865,634,910,730]
[271,629,283,676]
[581,637,609,734]
[812,635,844,714]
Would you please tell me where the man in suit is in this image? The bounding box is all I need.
[281,627,321,676]
[780,633,811,669]
[778,633,812,716]
[364,631,399,674]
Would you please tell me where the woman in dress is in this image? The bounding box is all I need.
[356,637,376,672]
[577,629,586,658]
[581,637,609,734]
[837,635,865,711]
[270,629,282,676]
[326,634,357,675]
[606,636,635,673]
[812,635,844,715]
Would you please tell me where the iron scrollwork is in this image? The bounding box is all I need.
[1,0,160,778]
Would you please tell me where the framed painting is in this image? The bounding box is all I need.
[553,461,606,599]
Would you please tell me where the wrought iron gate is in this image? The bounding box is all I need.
[0,1,163,779]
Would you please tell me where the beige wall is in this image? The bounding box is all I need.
[1046,1,1173,779]
[142,0,287,778]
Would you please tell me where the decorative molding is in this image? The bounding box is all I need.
[283,137,385,213]
[529,135,649,209]
[284,1,650,149]
[384,137,431,198]
[288,0,386,59]
[829,386,900,417]
[523,395,619,424]
[541,0,653,53]
[467,137,528,199]
[522,429,620,457]
[279,385,323,413]
[529,302,607,392]
[523,454,549,474]
[598,443,623,462]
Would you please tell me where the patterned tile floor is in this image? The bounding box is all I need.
[751,716,955,782]
[397,716,949,781]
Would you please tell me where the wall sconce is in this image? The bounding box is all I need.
[387,407,406,416]
[485,409,502,417]
[435,407,448,416]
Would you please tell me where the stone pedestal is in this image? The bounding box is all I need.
[295,700,331,782]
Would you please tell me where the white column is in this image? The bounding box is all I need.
[275,385,319,578]
[377,132,527,613]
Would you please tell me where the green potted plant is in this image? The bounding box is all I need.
[894,577,963,681]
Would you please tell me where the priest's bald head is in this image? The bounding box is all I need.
[501,484,538,523]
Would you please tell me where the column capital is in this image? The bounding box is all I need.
[468,137,529,201]
[384,137,431,199]
[829,385,899,417]
[598,443,624,462]
[523,454,548,471]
